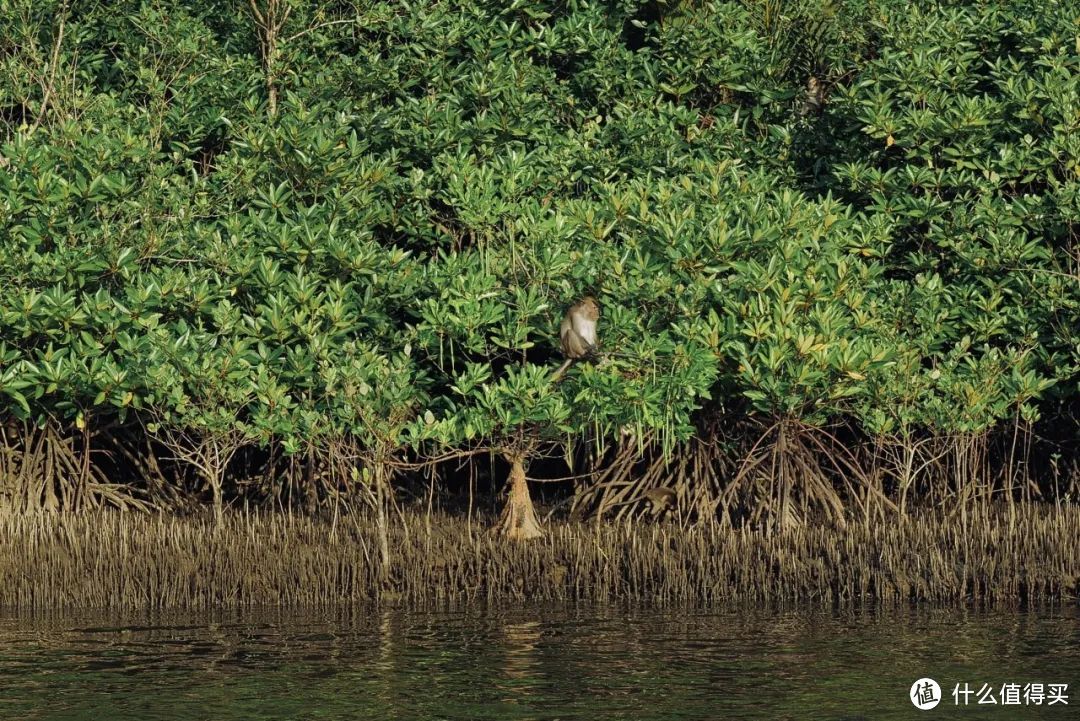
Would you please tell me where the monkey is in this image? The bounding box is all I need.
[552,296,599,381]
[641,486,677,518]
[604,486,678,521]
[560,296,599,357]
[799,75,826,117]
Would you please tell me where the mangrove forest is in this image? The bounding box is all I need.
[1,0,1079,609]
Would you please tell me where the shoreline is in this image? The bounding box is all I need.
[1,505,1077,612]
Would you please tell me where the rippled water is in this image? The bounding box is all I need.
[1,605,1077,720]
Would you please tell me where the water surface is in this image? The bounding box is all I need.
[0,605,1076,720]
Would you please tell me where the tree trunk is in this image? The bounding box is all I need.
[374,461,390,580]
[211,475,224,530]
[498,453,542,540]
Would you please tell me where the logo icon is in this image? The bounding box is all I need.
[911,678,942,710]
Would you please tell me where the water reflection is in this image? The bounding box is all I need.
[0,605,1076,720]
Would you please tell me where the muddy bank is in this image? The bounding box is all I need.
[0,507,1077,611]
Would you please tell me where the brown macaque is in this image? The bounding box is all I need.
[642,486,677,514]
[604,486,678,521]
[552,296,599,380]
[799,75,826,117]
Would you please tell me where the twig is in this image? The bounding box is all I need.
[29,0,69,133]
[285,18,365,44]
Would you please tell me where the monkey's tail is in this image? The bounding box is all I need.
[550,358,574,383]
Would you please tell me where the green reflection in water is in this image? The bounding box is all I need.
[0,606,1076,720]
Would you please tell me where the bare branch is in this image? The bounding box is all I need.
[285,18,363,44]
[247,0,266,27]
[29,0,69,132]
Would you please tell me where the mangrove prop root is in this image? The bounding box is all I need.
[0,505,1077,611]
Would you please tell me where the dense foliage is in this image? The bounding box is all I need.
[1,0,1077,527]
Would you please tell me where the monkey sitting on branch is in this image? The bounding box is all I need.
[799,75,826,117]
[551,296,599,381]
